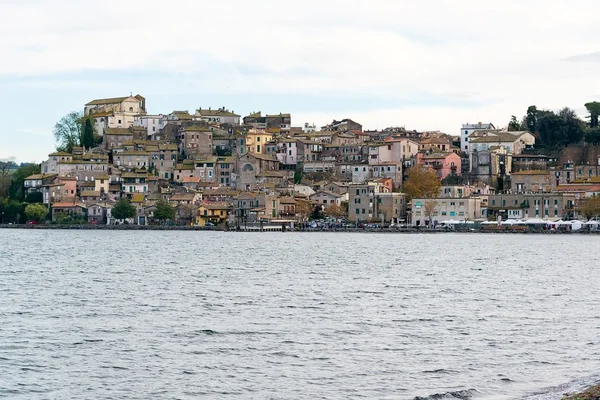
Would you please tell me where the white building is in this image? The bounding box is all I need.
[194,107,240,125]
[275,140,298,168]
[469,131,535,155]
[85,94,147,136]
[134,114,165,137]
[411,197,482,226]
[461,122,495,154]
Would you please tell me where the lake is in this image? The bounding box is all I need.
[1,230,599,399]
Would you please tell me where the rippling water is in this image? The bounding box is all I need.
[1,230,600,399]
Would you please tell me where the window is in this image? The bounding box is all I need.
[356,208,360,215]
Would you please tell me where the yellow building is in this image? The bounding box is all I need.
[245,129,274,154]
[94,174,110,194]
[196,202,233,226]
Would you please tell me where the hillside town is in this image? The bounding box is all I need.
[3,94,600,231]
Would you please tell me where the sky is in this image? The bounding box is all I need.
[1,0,599,163]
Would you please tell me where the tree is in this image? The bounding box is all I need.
[177,203,196,225]
[585,101,600,128]
[295,199,312,221]
[423,200,437,226]
[24,203,48,222]
[3,200,24,224]
[402,165,441,201]
[525,105,538,134]
[585,127,600,145]
[111,198,136,220]
[54,111,84,153]
[293,170,303,184]
[24,192,43,204]
[0,159,17,199]
[9,163,41,201]
[154,199,176,222]
[508,115,522,131]
[82,118,95,149]
[580,196,600,220]
[559,107,585,144]
[325,203,346,219]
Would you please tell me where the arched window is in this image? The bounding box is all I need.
[243,164,254,172]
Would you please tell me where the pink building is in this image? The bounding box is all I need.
[416,152,461,180]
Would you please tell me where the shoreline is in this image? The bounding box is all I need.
[1,224,599,234]
[563,384,600,400]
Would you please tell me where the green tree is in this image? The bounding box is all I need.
[525,105,538,134]
[537,108,584,148]
[9,163,41,201]
[25,203,48,222]
[3,200,24,224]
[82,118,95,149]
[559,107,585,144]
[508,115,522,131]
[402,165,441,201]
[585,127,600,145]
[111,198,136,220]
[293,170,303,184]
[584,101,600,128]
[24,192,43,204]
[154,199,176,222]
[54,111,84,153]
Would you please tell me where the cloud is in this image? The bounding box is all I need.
[1,0,600,162]
[562,52,600,63]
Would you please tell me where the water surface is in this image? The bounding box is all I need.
[1,230,599,399]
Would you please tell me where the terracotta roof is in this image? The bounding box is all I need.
[183,176,201,183]
[86,96,130,106]
[421,152,458,159]
[201,201,232,210]
[555,185,600,191]
[511,170,550,175]
[131,193,145,203]
[279,197,296,205]
[25,173,56,180]
[170,193,197,201]
[122,172,150,178]
[80,191,100,197]
[470,132,525,143]
[52,202,86,208]
[196,108,240,117]
[48,151,72,157]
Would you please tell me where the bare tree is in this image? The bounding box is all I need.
[423,200,437,227]
[0,158,16,199]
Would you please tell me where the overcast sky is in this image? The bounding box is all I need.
[1,0,599,162]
